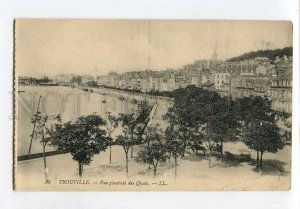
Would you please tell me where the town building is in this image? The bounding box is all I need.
[188,75,201,86]
[214,72,230,90]
[254,57,270,64]
[55,74,74,85]
[149,76,160,91]
[81,75,95,85]
[18,76,34,85]
[140,77,151,92]
[230,75,270,98]
[270,56,292,144]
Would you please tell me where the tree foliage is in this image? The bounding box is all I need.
[243,122,283,168]
[227,47,292,62]
[31,111,61,178]
[31,112,61,146]
[137,124,168,176]
[115,113,144,176]
[50,114,110,176]
[106,112,119,164]
[116,113,142,147]
[164,86,240,158]
[209,97,241,154]
[165,126,186,164]
[236,96,274,126]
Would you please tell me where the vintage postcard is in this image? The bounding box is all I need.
[14,20,292,191]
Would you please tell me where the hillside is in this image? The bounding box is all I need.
[227,47,292,62]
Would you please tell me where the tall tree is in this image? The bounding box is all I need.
[115,113,141,177]
[209,96,240,156]
[236,96,274,126]
[130,106,151,157]
[163,86,217,162]
[30,111,61,179]
[164,86,215,128]
[236,96,275,165]
[164,86,239,166]
[137,124,168,176]
[243,122,283,168]
[50,114,110,177]
[106,112,119,164]
[140,124,160,169]
[165,125,186,178]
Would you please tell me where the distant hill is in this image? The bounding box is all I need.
[227,47,292,62]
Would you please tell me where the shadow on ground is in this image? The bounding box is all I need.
[214,152,289,176]
[212,151,250,167]
[132,161,176,178]
[82,152,288,178]
[251,159,288,176]
[182,154,207,162]
[84,164,125,177]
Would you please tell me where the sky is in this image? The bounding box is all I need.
[15,20,292,77]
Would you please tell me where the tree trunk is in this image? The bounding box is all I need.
[174,157,177,179]
[42,141,47,179]
[130,146,133,158]
[207,122,211,168]
[220,141,223,156]
[260,152,263,169]
[78,162,82,177]
[109,145,112,164]
[256,151,259,168]
[125,151,129,177]
[153,165,157,176]
[182,144,186,158]
[28,124,36,156]
[28,95,42,156]
[209,151,212,168]
[154,161,159,176]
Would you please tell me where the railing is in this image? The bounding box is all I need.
[18,150,64,162]
[88,86,174,102]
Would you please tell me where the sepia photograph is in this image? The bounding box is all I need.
[14,19,292,191]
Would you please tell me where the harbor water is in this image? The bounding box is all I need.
[16,86,143,156]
